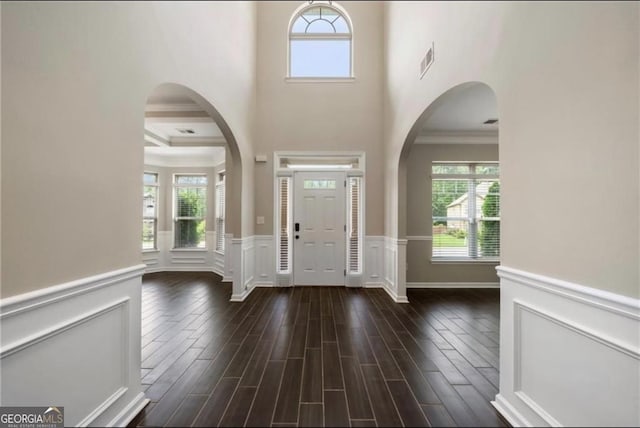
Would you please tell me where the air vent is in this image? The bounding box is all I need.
[176,128,195,134]
[483,119,498,125]
[420,43,435,79]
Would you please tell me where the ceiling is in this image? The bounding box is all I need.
[420,83,498,134]
[144,87,226,167]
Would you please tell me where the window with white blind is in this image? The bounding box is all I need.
[347,176,362,274]
[277,176,291,273]
[215,173,225,253]
[174,174,207,249]
[431,163,500,260]
[142,172,158,250]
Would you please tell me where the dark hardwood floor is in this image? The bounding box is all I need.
[129,272,508,427]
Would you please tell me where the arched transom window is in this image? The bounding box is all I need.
[288,2,353,78]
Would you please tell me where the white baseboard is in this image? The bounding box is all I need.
[381,280,409,303]
[254,282,275,287]
[108,392,150,427]
[491,394,529,428]
[497,266,640,427]
[407,282,499,288]
[230,285,256,302]
[0,265,146,427]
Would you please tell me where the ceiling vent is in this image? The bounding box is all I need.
[176,128,196,134]
[483,119,498,125]
[419,43,435,79]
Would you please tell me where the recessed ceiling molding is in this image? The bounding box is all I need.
[144,115,214,123]
[415,131,498,145]
[144,130,170,147]
[144,153,225,168]
[144,103,204,113]
[170,136,227,147]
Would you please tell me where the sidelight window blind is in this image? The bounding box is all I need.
[348,176,362,273]
[215,175,225,252]
[277,176,291,273]
[142,172,158,250]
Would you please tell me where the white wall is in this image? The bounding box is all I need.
[1,1,257,298]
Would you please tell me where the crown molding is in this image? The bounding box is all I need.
[170,136,226,147]
[415,131,498,145]
[144,152,225,168]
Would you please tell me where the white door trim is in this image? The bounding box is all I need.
[274,151,366,287]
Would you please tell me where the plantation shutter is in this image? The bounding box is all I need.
[278,177,291,273]
[215,180,225,252]
[348,177,361,273]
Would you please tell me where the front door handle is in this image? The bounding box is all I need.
[295,222,300,232]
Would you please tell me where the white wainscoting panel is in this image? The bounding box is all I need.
[224,234,233,282]
[0,265,148,427]
[230,237,257,302]
[494,266,640,427]
[242,237,255,290]
[381,237,408,303]
[143,231,217,273]
[254,236,275,286]
[364,236,384,287]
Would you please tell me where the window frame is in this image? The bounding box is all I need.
[286,1,355,81]
[142,172,159,252]
[215,171,226,254]
[431,162,500,263]
[172,173,208,250]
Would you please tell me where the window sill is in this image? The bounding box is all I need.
[285,77,356,83]
[171,248,208,252]
[431,258,500,265]
[142,249,159,253]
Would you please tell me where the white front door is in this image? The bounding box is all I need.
[293,171,346,286]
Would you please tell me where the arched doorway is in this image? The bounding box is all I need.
[401,82,499,288]
[141,83,245,296]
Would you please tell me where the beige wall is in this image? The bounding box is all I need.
[385,2,640,298]
[1,2,257,298]
[254,1,384,236]
[406,143,499,283]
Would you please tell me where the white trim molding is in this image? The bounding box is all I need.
[494,266,640,427]
[381,237,409,303]
[230,236,257,302]
[414,131,498,145]
[0,265,148,427]
[407,282,499,288]
[254,235,275,287]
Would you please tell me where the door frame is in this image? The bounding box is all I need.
[292,170,347,286]
[273,151,365,287]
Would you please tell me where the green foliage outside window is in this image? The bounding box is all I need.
[176,188,206,248]
[480,182,500,256]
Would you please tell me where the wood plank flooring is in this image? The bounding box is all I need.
[129,272,508,427]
